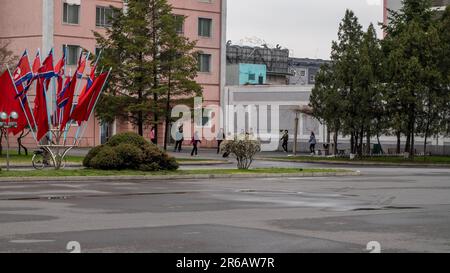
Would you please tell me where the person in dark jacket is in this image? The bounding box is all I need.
[309,132,317,155]
[191,131,201,156]
[280,130,289,153]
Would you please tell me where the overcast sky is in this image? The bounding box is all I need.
[226,0,384,60]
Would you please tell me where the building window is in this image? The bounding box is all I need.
[63,3,80,25]
[64,45,81,65]
[300,70,306,77]
[198,18,212,37]
[196,109,212,127]
[173,15,185,34]
[248,73,256,81]
[197,54,211,73]
[96,6,114,27]
[310,74,316,83]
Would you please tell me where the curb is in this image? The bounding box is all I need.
[0,171,361,183]
[1,161,232,169]
[260,158,450,168]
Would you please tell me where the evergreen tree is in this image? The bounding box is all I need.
[383,0,441,158]
[94,0,202,143]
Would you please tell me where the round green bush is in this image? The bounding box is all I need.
[83,132,179,171]
[83,145,104,168]
[90,146,124,170]
[107,132,149,147]
[113,143,144,169]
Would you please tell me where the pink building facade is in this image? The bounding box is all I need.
[0,0,227,148]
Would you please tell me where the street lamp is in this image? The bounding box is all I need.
[0,111,19,171]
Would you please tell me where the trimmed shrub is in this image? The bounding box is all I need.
[221,134,261,170]
[90,146,123,170]
[113,143,144,169]
[107,132,149,147]
[83,145,104,167]
[84,132,179,171]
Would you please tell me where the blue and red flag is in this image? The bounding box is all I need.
[76,52,87,79]
[58,73,78,131]
[37,50,55,79]
[78,64,96,100]
[12,51,33,94]
[55,48,66,96]
[10,51,36,135]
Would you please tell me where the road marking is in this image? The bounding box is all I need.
[10,239,55,244]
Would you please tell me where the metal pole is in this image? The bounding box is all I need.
[293,113,299,156]
[6,127,9,171]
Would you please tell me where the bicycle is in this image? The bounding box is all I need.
[32,148,67,170]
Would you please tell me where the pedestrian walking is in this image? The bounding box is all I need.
[281,130,289,153]
[150,126,156,144]
[191,131,201,156]
[217,129,225,154]
[174,127,184,152]
[309,132,317,155]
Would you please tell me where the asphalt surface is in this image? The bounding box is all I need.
[0,160,449,253]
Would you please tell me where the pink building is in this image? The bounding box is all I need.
[0,0,227,148]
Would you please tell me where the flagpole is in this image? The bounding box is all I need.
[75,68,111,146]
[22,49,39,137]
[41,48,54,142]
[71,50,102,145]
[63,51,90,142]
[6,66,38,144]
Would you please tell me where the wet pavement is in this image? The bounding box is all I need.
[0,162,449,253]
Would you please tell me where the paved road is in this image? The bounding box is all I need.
[0,163,449,253]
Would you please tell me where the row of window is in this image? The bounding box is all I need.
[63,44,212,73]
[63,3,214,38]
[63,3,113,27]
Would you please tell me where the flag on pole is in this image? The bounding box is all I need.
[37,50,55,79]
[13,51,33,95]
[0,70,24,119]
[10,51,36,135]
[70,72,108,123]
[54,48,66,96]
[76,52,87,79]
[58,73,78,131]
[78,64,96,99]
[32,50,41,74]
[33,79,49,141]
[32,50,54,141]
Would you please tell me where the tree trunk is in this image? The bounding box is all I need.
[152,4,159,145]
[366,129,371,156]
[333,128,339,155]
[163,70,172,151]
[396,131,401,154]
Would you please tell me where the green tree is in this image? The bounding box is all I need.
[310,63,343,155]
[94,0,202,143]
[383,0,442,158]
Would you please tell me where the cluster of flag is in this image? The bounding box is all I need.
[0,49,110,142]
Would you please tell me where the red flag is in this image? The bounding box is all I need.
[33,79,49,141]
[71,72,108,123]
[13,51,33,95]
[32,51,41,74]
[55,50,66,96]
[79,65,96,99]
[10,96,35,135]
[37,50,55,79]
[0,70,25,133]
[59,74,78,131]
